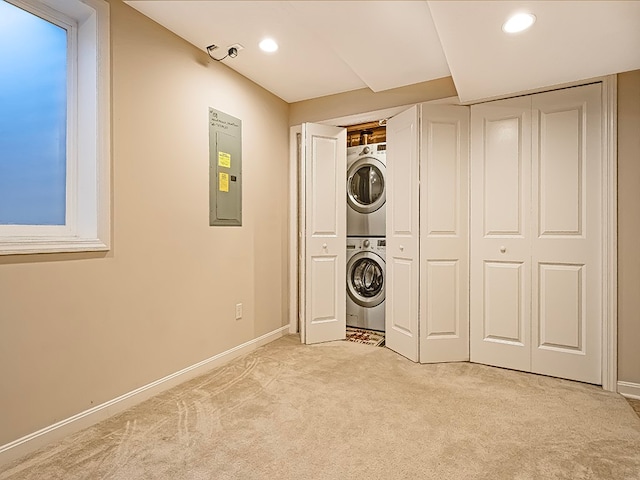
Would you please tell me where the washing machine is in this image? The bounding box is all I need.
[346,237,386,332]
[347,142,386,237]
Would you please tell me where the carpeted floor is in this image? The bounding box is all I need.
[628,398,640,418]
[2,334,640,479]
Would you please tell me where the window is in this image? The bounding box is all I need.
[0,0,110,255]
[0,1,67,226]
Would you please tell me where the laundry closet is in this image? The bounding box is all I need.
[344,122,387,334]
[294,79,615,388]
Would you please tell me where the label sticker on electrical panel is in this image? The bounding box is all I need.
[219,172,229,192]
[218,151,231,168]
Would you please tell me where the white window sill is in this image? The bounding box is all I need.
[0,238,109,255]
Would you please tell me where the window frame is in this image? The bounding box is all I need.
[0,0,110,255]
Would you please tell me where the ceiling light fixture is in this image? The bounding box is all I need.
[206,44,239,61]
[502,13,536,34]
[259,38,278,53]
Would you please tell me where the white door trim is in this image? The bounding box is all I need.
[289,125,301,335]
[601,75,617,392]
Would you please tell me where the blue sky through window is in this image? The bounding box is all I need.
[0,0,67,225]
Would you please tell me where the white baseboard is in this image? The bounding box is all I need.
[0,325,290,467]
[618,381,640,400]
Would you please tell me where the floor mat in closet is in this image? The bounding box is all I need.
[346,327,385,347]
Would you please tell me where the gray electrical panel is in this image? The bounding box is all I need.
[209,108,242,226]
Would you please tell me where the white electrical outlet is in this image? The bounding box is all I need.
[235,303,243,320]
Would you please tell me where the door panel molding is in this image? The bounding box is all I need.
[537,106,584,237]
[482,115,526,237]
[537,263,585,352]
[424,260,459,338]
[483,261,526,345]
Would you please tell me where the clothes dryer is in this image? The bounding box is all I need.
[347,143,386,237]
[346,237,386,332]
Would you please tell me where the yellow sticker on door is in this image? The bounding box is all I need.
[218,151,231,168]
[219,172,229,192]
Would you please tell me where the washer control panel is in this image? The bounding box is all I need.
[347,238,386,253]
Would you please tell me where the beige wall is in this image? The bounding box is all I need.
[0,0,290,445]
[289,76,457,126]
[617,70,640,385]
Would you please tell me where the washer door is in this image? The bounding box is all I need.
[347,157,386,214]
[347,251,385,308]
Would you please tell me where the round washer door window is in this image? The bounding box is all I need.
[347,252,385,308]
[347,157,386,214]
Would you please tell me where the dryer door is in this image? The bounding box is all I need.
[347,158,386,214]
[347,252,385,308]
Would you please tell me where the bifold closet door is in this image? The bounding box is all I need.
[386,106,420,361]
[530,84,602,384]
[387,104,470,363]
[470,97,533,373]
[419,104,470,363]
[302,123,347,344]
[470,84,603,384]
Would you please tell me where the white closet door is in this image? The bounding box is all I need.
[470,97,533,372]
[419,104,470,363]
[531,84,602,384]
[303,123,347,344]
[386,106,420,361]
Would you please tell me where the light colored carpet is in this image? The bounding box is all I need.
[628,398,640,418]
[2,335,640,479]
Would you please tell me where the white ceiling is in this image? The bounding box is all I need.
[126,1,640,104]
[429,1,640,102]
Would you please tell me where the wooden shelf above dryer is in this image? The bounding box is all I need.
[344,120,386,146]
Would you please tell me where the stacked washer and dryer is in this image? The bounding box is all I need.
[346,141,387,332]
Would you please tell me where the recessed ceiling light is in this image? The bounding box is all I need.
[259,38,278,53]
[502,13,536,34]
